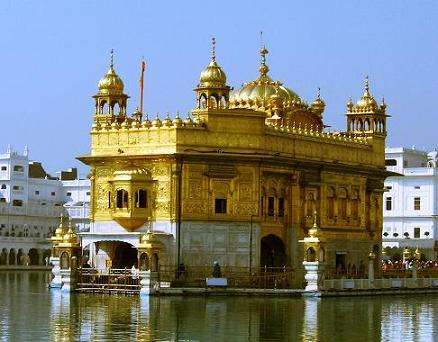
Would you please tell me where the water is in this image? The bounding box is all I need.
[0,271,437,341]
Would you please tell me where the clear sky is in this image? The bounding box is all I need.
[0,0,437,176]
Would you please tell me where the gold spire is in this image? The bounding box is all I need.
[110,48,114,68]
[211,37,216,62]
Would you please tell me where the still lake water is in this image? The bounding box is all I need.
[0,272,437,341]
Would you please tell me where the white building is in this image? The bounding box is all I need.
[0,146,90,266]
[383,147,438,260]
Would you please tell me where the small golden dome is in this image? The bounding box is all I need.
[199,38,227,88]
[355,76,378,110]
[163,113,173,127]
[98,50,124,94]
[152,114,162,128]
[310,87,325,117]
[184,113,193,126]
[142,115,152,128]
[173,112,183,127]
[63,226,77,244]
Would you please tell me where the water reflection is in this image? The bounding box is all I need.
[2,272,438,341]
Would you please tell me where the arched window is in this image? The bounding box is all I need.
[199,94,207,109]
[220,96,227,108]
[338,188,348,219]
[116,189,129,208]
[113,102,121,115]
[351,189,359,219]
[139,253,149,271]
[60,252,69,269]
[135,189,147,208]
[306,247,316,262]
[209,95,218,109]
[327,187,335,219]
[100,100,108,114]
[306,193,315,217]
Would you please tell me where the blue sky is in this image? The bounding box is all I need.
[1,1,437,175]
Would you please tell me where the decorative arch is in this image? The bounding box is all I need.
[327,186,335,219]
[260,234,286,268]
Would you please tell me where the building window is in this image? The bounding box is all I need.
[108,191,111,208]
[0,198,5,203]
[278,198,284,217]
[268,197,275,216]
[12,200,23,207]
[51,192,56,196]
[414,197,421,210]
[385,159,397,166]
[1,166,6,171]
[12,185,23,191]
[414,227,420,239]
[1,184,6,189]
[385,197,392,211]
[66,192,72,197]
[86,191,90,196]
[215,198,227,214]
[135,189,147,208]
[116,189,129,208]
[404,161,408,167]
[13,165,23,172]
[414,186,420,189]
[35,190,39,195]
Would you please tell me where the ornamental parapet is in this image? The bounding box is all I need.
[265,121,369,146]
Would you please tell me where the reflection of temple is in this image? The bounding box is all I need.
[78,40,388,278]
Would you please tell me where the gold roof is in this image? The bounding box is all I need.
[198,38,227,88]
[229,46,301,110]
[98,50,124,95]
[354,76,378,111]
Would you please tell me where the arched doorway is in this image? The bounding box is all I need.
[260,234,286,268]
[112,242,138,269]
[28,249,40,265]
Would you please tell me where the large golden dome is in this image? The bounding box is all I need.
[229,47,301,110]
[98,50,124,94]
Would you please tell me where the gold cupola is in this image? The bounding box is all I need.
[93,50,129,124]
[194,38,231,111]
[310,87,326,118]
[346,76,389,135]
[355,76,378,111]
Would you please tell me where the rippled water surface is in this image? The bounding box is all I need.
[1,271,438,341]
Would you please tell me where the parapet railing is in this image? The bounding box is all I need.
[157,265,296,289]
[76,268,141,292]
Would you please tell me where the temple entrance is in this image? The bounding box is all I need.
[28,249,40,265]
[260,234,286,268]
[112,242,138,269]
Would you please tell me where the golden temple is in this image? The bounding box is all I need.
[77,40,389,280]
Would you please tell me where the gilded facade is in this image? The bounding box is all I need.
[78,43,389,277]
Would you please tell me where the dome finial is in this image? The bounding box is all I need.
[259,31,269,77]
[211,37,216,62]
[317,87,321,100]
[110,49,114,68]
[364,75,370,96]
